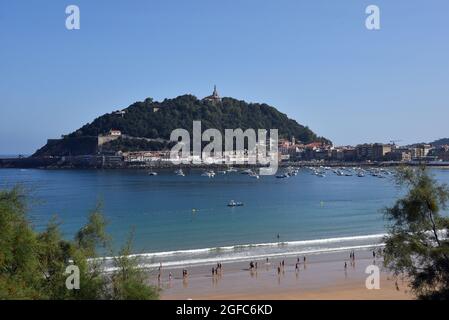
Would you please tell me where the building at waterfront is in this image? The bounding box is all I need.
[372,143,392,161]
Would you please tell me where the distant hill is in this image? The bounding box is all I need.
[34,94,330,156]
[430,138,449,147]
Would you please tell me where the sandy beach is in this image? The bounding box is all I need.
[153,249,412,300]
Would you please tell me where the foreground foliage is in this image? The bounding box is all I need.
[383,167,449,299]
[0,186,159,300]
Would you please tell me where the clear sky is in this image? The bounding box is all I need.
[1,0,448,154]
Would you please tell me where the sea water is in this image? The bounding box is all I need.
[1,168,448,267]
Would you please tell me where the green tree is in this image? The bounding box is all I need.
[383,167,449,299]
[0,186,42,299]
[110,231,160,300]
[0,186,159,300]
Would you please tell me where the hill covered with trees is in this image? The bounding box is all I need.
[430,138,449,147]
[34,94,330,156]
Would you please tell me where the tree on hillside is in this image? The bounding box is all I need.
[383,167,449,299]
[0,186,159,300]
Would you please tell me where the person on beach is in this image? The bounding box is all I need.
[255,262,258,270]
[372,250,376,258]
[277,266,281,275]
[212,267,215,276]
[303,256,306,263]
[295,263,299,272]
[169,272,172,281]
[281,260,285,267]
[249,261,254,270]
[344,262,347,269]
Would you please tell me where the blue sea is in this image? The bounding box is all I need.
[1,168,448,267]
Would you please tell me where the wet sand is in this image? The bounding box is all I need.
[153,249,412,300]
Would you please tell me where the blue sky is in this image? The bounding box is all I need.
[1,0,448,154]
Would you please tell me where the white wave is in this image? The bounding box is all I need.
[97,233,386,264]
[102,243,385,272]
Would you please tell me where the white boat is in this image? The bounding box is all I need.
[201,170,215,178]
[148,171,158,176]
[240,169,254,175]
[174,169,185,176]
[286,168,299,176]
[249,172,260,179]
[227,200,244,207]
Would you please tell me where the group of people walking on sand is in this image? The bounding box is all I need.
[212,262,223,276]
[158,263,189,284]
[249,261,258,270]
[277,260,285,275]
[158,249,381,288]
[345,250,357,269]
[295,256,307,272]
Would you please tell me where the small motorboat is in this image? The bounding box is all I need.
[240,169,254,175]
[201,170,215,178]
[174,169,185,176]
[227,200,244,207]
[148,171,158,176]
[276,173,289,179]
[249,172,260,179]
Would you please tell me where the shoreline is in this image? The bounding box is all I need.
[156,248,412,300]
[2,156,449,170]
[100,233,387,271]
